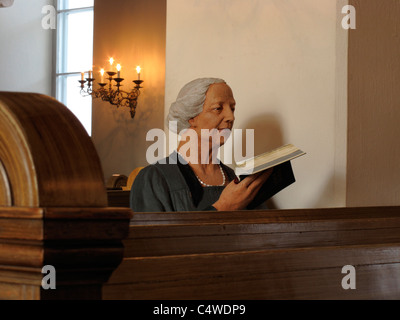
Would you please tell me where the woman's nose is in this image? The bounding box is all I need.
[223,108,235,122]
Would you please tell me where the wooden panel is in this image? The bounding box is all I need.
[0,207,132,241]
[101,206,400,299]
[0,265,42,286]
[129,206,400,224]
[0,207,44,219]
[0,91,132,299]
[125,224,400,257]
[0,95,38,207]
[125,206,400,256]
[347,0,400,206]
[104,244,400,299]
[107,190,130,207]
[0,242,43,267]
[0,92,107,207]
[0,159,11,206]
[0,283,39,300]
[0,206,132,299]
[0,219,43,241]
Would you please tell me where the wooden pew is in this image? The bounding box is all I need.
[103,206,400,299]
[0,92,132,300]
[1,91,400,300]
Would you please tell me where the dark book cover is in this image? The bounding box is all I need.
[240,160,296,210]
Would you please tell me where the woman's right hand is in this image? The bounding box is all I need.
[212,168,273,211]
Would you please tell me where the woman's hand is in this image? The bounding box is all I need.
[213,168,273,211]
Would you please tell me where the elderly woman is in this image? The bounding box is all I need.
[130,78,272,212]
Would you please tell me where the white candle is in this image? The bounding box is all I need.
[136,66,141,80]
[100,69,105,83]
[116,64,121,78]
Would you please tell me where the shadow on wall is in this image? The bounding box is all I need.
[101,92,162,133]
[93,90,165,181]
[312,172,346,208]
[241,112,285,155]
[241,112,285,209]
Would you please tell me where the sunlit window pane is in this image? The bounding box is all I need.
[57,74,92,135]
[56,2,93,136]
[59,0,94,10]
[66,11,93,73]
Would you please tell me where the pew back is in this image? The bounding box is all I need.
[0,92,132,300]
[104,206,400,299]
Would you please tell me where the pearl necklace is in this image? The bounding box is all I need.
[195,164,226,187]
[176,151,226,187]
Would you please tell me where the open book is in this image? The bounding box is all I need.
[235,144,306,176]
[234,144,306,209]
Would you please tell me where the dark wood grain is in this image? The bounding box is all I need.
[104,206,400,299]
[124,206,400,256]
[107,190,130,207]
[104,242,400,300]
[0,92,107,207]
[0,92,132,299]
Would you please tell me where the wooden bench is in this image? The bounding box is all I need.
[104,206,400,299]
[0,92,132,299]
[1,91,400,300]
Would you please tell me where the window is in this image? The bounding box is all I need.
[55,0,94,135]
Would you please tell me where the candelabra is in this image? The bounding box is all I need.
[79,62,143,119]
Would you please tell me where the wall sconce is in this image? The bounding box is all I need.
[79,58,143,119]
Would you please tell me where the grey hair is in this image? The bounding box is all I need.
[166,77,226,134]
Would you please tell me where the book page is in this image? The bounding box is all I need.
[235,144,306,175]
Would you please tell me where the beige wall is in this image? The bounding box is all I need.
[0,0,53,95]
[347,0,400,206]
[92,0,166,181]
[165,0,348,209]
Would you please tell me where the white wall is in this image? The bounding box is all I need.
[165,0,348,209]
[0,0,53,95]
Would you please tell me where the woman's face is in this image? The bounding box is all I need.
[188,83,236,147]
